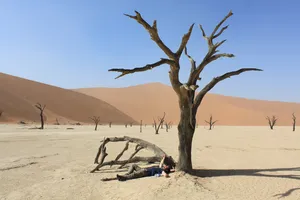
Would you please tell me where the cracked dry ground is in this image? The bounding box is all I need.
[0,125,300,200]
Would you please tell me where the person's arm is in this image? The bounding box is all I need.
[159,154,166,168]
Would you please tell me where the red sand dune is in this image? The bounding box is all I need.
[76,83,300,126]
[0,73,136,124]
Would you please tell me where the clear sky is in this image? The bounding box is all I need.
[1,0,300,102]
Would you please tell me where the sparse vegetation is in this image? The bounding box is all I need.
[266,116,278,130]
[35,103,46,129]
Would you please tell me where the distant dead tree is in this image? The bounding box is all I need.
[140,120,143,133]
[165,121,172,132]
[109,122,112,128]
[90,116,100,131]
[54,118,60,125]
[35,103,46,129]
[125,124,128,128]
[205,115,218,130]
[292,113,296,132]
[130,122,133,127]
[153,112,166,134]
[266,116,278,130]
[0,110,3,118]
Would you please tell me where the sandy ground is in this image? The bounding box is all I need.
[0,124,300,200]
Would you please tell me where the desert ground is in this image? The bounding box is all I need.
[0,124,299,200]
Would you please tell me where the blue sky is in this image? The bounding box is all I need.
[0,0,300,102]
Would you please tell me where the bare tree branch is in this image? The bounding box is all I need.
[184,47,196,74]
[193,68,262,111]
[109,58,171,79]
[176,24,195,57]
[154,112,166,134]
[124,11,175,59]
[118,145,144,168]
[188,11,235,85]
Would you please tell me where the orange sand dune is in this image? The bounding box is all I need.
[0,73,136,124]
[76,83,300,126]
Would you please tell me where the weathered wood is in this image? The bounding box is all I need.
[91,156,161,173]
[113,141,129,162]
[108,10,262,172]
[118,145,144,169]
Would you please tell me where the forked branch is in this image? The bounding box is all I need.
[193,68,262,112]
[35,103,46,129]
[266,115,278,130]
[153,112,166,134]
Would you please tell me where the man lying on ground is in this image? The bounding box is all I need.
[116,154,174,181]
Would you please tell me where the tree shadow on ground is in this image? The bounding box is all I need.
[191,166,300,181]
[273,188,300,199]
[191,167,300,198]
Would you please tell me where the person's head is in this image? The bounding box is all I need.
[162,165,171,177]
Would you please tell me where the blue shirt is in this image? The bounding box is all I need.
[146,167,163,176]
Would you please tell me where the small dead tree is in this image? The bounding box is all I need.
[266,116,277,130]
[0,110,3,118]
[90,116,100,131]
[109,122,112,128]
[205,115,218,130]
[108,10,262,171]
[140,120,143,133]
[153,112,166,134]
[165,121,172,132]
[125,123,128,128]
[91,136,176,173]
[35,103,46,129]
[54,118,60,125]
[292,113,296,132]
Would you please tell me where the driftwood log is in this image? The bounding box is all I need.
[91,136,176,173]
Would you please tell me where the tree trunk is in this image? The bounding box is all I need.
[95,123,98,131]
[40,113,44,129]
[176,94,195,172]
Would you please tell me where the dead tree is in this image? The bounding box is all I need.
[108,11,262,172]
[205,115,218,130]
[125,124,128,128]
[140,120,143,133]
[35,103,46,129]
[90,116,100,131]
[0,110,3,118]
[91,136,176,173]
[165,121,172,132]
[153,112,166,134]
[54,118,60,125]
[109,122,112,128]
[266,116,277,130]
[292,113,296,132]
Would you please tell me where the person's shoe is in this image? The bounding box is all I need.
[116,174,127,181]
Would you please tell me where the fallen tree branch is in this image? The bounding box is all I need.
[91,136,176,173]
[94,136,168,164]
